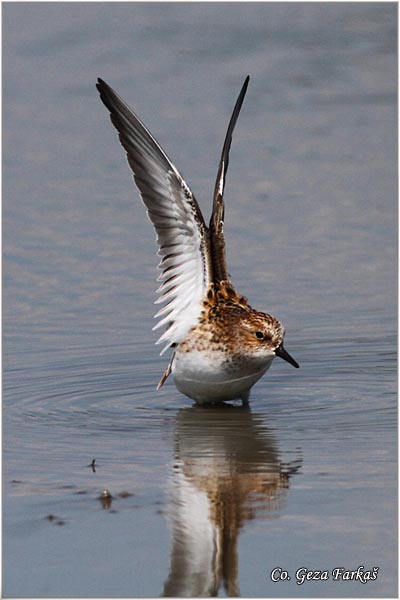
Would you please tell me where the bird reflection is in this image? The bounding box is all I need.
[162,404,301,597]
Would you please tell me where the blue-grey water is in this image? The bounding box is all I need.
[3,3,397,598]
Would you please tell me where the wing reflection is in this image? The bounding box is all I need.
[162,405,301,597]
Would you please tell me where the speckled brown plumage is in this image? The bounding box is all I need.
[178,280,284,359]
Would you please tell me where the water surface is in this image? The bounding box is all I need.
[3,3,397,597]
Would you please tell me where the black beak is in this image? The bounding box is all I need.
[275,344,299,368]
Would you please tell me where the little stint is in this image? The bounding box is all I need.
[97,76,299,404]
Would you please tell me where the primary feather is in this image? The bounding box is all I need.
[96,79,212,353]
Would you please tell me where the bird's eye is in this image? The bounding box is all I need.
[255,331,264,340]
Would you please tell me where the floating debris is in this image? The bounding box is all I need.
[118,491,135,498]
[99,489,112,509]
[46,514,66,526]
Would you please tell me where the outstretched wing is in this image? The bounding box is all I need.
[97,79,212,353]
[210,76,249,282]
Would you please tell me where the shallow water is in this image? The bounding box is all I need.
[3,3,397,597]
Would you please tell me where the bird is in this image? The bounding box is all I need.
[96,75,299,404]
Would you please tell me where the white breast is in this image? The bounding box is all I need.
[171,349,274,403]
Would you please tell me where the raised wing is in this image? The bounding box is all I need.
[210,76,249,282]
[96,79,212,353]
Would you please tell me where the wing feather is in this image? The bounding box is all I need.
[97,78,212,353]
[210,76,250,282]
